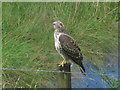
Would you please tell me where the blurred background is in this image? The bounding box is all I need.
[2,2,118,88]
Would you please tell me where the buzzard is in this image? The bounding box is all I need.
[53,21,86,75]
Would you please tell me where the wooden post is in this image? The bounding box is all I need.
[57,62,71,89]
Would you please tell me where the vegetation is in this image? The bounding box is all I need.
[91,68,119,88]
[2,2,118,88]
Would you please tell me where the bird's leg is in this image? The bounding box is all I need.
[58,60,67,67]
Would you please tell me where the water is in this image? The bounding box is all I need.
[71,53,118,88]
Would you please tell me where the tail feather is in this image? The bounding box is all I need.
[79,63,86,76]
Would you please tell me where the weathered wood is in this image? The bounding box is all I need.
[57,62,71,89]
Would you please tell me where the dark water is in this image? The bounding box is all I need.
[71,54,118,88]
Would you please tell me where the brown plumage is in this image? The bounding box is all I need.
[53,21,86,75]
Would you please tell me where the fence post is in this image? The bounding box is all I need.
[57,62,71,89]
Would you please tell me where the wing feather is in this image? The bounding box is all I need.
[59,34,83,61]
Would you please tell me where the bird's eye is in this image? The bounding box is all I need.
[60,23,63,26]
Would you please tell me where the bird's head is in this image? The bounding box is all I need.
[53,21,64,30]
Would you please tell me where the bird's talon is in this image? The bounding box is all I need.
[58,61,67,67]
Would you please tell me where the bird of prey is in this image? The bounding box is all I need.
[53,21,86,75]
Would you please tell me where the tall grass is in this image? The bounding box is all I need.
[0,2,2,89]
[2,2,118,88]
[91,68,119,88]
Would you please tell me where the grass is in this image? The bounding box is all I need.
[2,2,118,88]
[0,2,2,89]
[91,68,119,88]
